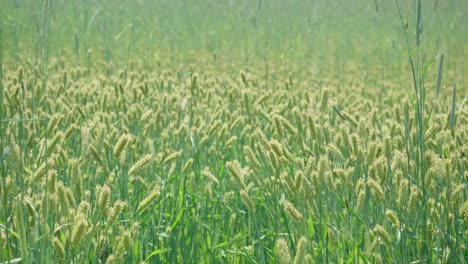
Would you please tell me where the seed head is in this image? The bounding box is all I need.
[52,236,65,260]
[385,209,400,228]
[202,167,219,185]
[113,134,130,159]
[128,154,153,176]
[367,178,384,204]
[98,185,111,216]
[162,150,182,164]
[182,158,194,174]
[320,88,328,112]
[71,217,88,246]
[276,238,291,264]
[226,160,245,188]
[240,189,255,211]
[373,224,391,248]
[294,236,308,264]
[137,186,161,213]
[283,200,303,222]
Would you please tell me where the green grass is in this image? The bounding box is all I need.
[0,0,467,263]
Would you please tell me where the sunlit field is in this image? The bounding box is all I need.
[0,0,467,263]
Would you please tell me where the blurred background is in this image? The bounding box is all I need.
[1,0,467,76]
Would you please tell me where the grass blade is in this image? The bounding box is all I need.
[416,0,422,46]
[0,26,3,126]
[85,8,102,35]
[435,54,444,98]
[450,85,456,130]
[0,258,22,264]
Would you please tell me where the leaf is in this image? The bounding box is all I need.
[0,224,20,239]
[85,8,102,34]
[435,54,444,97]
[450,85,456,130]
[416,0,422,46]
[0,258,22,264]
[421,57,435,75]
[332,105,345,120]
[0,146,9,166]
[396,229,402,247]
[144,248,171,262]
[170,208,185,230]
[2,146,9,159]
[279,193,285,204]
[157,232,170,238]
[114,24,133,40]
[424,108,433,130]
[213,242,230,249]
[308,217,315,237]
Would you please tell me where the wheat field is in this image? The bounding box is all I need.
[0,0,467,263]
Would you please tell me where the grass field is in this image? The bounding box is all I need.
[0,0,467,263]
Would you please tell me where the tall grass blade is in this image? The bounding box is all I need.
[86,8,102,35]
[433,0,439,11]
[416,0,422,46]
[450,85,456,130]
[395,0,419,96]
[435,54,444,98]
[40,0,51,75]
[0,26,3,127]
[332,105,345,120]
[74,30,80,61]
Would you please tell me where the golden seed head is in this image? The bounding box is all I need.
[307,115,317,140]
[98,185,111,216]
[270,140,284,158]
[128,154,153,176]
[226,160,245,188]
[182,158,194,174]
[71,216,88,246]
[137,186,161,213]
[162,150,182,165]
[356,189,366,211]
[52,236,65,259]
[273,114,285,137]
[276,238,291,264]
[373,224,391,248]
[320,87,328,112]
[141,109,153,123]
[294,236,308,264]
[113,134,130,159]
[202,167,219,185]
[294,170,304,193]
[317,156,328,183]
[115,231,132,257]
[268,151,280,171]
[385,209,400,228]
[56,182,69,215]
[408,185,420,213]
[244,146,261,171]
[240,189,255,211]
[106,254,117,264]
[367,178,384,204]
[283,200,303,222]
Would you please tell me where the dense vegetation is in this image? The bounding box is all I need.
[0,0,467,263]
